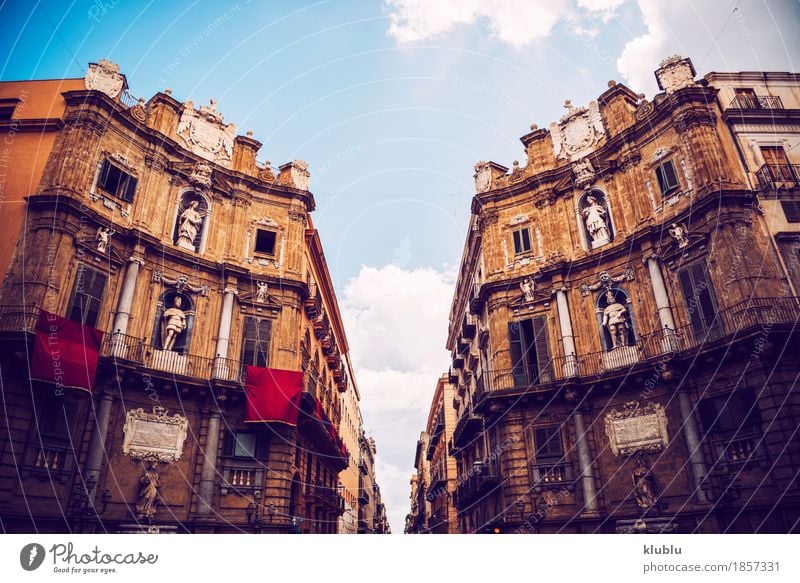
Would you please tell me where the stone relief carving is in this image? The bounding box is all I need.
[520,278,535,302]
[509,214,529,226]
[572,158,595,188]
[175,200,207,252]
[136,460,160,520]
[550,100,605,161]
[84,59,124,99]
[631,455,658,510]
[176,99,236,166]
[152,271,210,296]
[284,160,310,190]
[668,223,689,248]
[188,162,213,187]
[256,281,269,303]
[160,296,187,352]
[508,160,524,183]
[474,161,493,194]
[602,290,630,349]
[580,268,634,296]
[655,55,696,95]
[581,194,611,248]
[604,401,669,457]
[258,161,276,182]
[122,405,189,463]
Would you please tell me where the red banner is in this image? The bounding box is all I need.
[245,367,304,425]
[30,310,103,394]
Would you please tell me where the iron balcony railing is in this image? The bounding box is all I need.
[728,94,784,110]
[755,164,800,191]
[531,460,575,492]
[476,296,800,397]
[453,470,500,509]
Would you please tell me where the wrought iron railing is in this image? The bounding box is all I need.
[755,164,800,191]
[728,94,784,110]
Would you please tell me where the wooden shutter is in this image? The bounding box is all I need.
[513,230,522,254]
[241,317,272,369]
[508,321,527,386]
[521,228,531,252]
[534,426,563,460]
[67,264,107,327]
[122,175,138,202]
[780,201,800,223]
[678,262,719,337]
[97,160,111,191]
[531,315,552,382]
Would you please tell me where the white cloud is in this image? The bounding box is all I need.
[385,0,569,47]
[616,0,668,95]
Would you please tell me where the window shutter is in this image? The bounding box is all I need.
[508,321,527,386]
[531,315,552,382]
[223,430,235,457]
[679,262,718,337]
[513,230,522,254]
[67,264,107,327]
[255,319,272,367]
[534,426,563,460]
[664,161,678,190]
[781,201,800,223]
[656,165,667,194]
[97,160,111,191]
[123,175,138,203]
[521,228,531,252]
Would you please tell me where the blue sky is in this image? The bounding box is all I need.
[2,0,799,533]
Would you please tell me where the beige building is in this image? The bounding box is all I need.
[441,55,799,534]
[338,359,362,534]
[0,60,382,534]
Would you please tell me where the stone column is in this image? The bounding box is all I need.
[573,408,599,515]
[678,389,710,503]
[645,255,678,351]
[214,287,237,358]
[111,255,143,334]
[555,288,578,377]
[198,411,222,515]
[83,389,115,500]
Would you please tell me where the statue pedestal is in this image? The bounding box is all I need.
[149,349,188,375]
[602,345,642,371]
[591,236,610,249]
[176,238,196,252]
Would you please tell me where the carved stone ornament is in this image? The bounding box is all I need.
[474,161,493,194]
[655,55,697,95]
[520,278,535,302]
[572,158,595,188]
[123,406,189,463]
[152,271,210,296]
[188,162,213,187]
[176,99,236,167]
[509,214,529,226]
[255,281,269,303]
[84,59,124,99]
[286,160,310,190]
[604,401,669,457]
[258,161,276,182]
[508,160,524,183]
[580,268,634,296]
[550,100,606,161]
[668,223,689,248]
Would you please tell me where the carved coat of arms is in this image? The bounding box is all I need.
[177,99,236,166]
[84,59,125,99]
[550,100,605,161]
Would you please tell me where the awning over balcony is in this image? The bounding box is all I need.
[30,310,103,394]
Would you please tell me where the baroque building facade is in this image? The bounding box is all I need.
[0,60,385,534]
[442,56,800,534]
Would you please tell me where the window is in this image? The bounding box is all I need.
[25,395,78,478]
[255,229,277,255]
[699,389,763,464]
[223,430,267,459]
[508,316,552,387]
[67,264,107,328]
[240,316,272,377]
[0,98,19,120]
[733,88,757,108]
[533,426,563,461]
[780,201,800,223]
[97,159,137,202]
[512,228,531,255]
[678,261,720,339]
[655,159,680,195]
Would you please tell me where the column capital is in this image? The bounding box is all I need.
[129,253,145,266]
[223,286,239,296]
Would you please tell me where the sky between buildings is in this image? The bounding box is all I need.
[1,0,798,533]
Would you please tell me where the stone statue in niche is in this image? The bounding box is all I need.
[582,195,610,248]
[632,456,657,510]
[136,460,161,519]
[520,278,535,302]
[668,223,689,249]
[95,226,114,253]
[602,290,629,349]
[256,281,269,303]
[175,200,207,252]
[161,296,187,352]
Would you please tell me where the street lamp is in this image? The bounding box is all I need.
[246,490,277,531]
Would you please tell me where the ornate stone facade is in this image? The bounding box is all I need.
[437,56,800,534]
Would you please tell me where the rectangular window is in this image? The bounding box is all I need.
[699,389,763,464]
[254,229,277,255]
[678,261,720,340]
[67,264,107,328]
[733,88,757,108]
[780,200,800,223]
[223,430,268,459]
[240,316,272,377]
[533,426,563,461]
[27,396,78,476]
[97,159,138,203]
[512,228,532,255]
[655,159,680,195]
[508,315,552,387]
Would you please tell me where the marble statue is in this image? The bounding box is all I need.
[582,195,610,247]
[668,223,689,249]
[632,457,657,510]
[161,296,187,352]
[136,461,160,519]
[602,290,629,349]
[256,281,269,303]
[176,201,206,251]
[520,278,535,302]
[96,226,114,253]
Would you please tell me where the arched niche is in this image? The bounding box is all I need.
[577,189,616,251]
[172,189,211,254]
[594,287,637,352]
[151,290,195,353]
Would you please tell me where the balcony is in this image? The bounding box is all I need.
[452,405,482,448]
[461,313,477,338]
[755,164,800,191]
[475,296,800,400]
[454,471,500,509]
[311,483,345,514]
[358,487,370,504]
[358,458,368,475]
[728,94,784,110]
[447,366,459,384]
[304,283,322,319]
[469,282,485,315]
[531,461,575,492]
[314,313,330,340]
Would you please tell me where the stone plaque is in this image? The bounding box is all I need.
[123,406,189,463]
[604,401,668,457]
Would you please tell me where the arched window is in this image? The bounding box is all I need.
[578,189,614,250]
[173,190,210,254]
[152,291,194,353]
[595,287,636,351]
